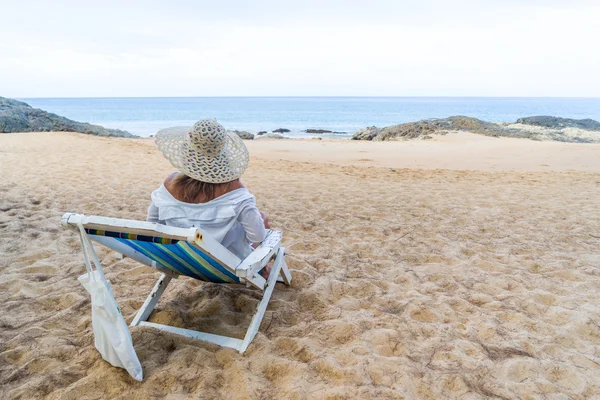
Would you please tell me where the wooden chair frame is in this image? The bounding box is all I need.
[62,213,291,353]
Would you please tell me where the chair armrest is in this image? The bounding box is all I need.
[235,230,282,278]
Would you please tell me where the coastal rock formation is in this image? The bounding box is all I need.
[257,131,267,135]
[352,126,381,140]
[372,121,439,141]
[352,115,600,143]
[273,128,290,133]
[516,116,600,130]
[0,97,137,137]
[370,116,507,141]
[440,116,507,135]
[228,130,254,140]
[304,129,332,134]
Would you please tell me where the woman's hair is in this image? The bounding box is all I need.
[171,173,235,203]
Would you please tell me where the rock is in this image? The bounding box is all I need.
[0,96,137,137]
[355,116,508,141]
[228,130,254,140]
[373,121,438,141]
[304,129,332,134]
[516,116,600,131]
[257,131,267,135]
[351,126,381,140]
[443,116,506,135]
[273,128,290,133]
[255,133,287,140]
[352,115,600,143]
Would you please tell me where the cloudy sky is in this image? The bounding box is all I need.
[1,0,599,97]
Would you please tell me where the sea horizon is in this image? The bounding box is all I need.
[17,95,600,99]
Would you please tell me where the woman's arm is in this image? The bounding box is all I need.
[147,202,160,223]
[238,205,267,244]
[259,211,271,229]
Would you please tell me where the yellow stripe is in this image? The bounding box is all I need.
[152,243,213,281]
[177,242,236,283]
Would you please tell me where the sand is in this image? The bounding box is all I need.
[1,131,600,399]
[249,132,600,172]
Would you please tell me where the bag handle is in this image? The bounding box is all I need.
[77,221,107,283]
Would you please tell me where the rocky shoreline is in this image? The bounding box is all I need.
[2,96,599,143]
[228,116,600,143]
[351,116,600,143]
[0,97,137,138]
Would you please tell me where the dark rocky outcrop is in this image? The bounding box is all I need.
[516,116,600,131]
[352,126,381,140]
[304,129,332,134]
[0,97,137,137]
[228,130,254,140]
[257,131,267,135]
[273,128,290,133]
[440,116,508,135]
[373,121,439,141]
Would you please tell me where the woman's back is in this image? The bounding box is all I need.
[148,119,268,260]
[147,175,266,259]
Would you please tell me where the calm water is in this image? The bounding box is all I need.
[19,97,600,138]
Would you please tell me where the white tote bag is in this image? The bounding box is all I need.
[77,223,143,381]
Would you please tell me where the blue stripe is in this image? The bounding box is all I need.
[187,245,239,282]
[114,238,239,283]
[168,242,226,282]
[141,242,208,280]
[116,238,205,280]
[175,243,239,283]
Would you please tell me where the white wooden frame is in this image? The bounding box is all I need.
[62,213,292,353]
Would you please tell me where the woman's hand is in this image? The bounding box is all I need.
[259,211,271,229]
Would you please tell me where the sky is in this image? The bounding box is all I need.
[1,0,599,97]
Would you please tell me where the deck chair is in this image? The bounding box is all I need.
[62,212,291,353]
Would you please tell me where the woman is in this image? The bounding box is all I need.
[147,119,270,273]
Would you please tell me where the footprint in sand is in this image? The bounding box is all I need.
[410,307,439,323]
[20,265,58,275]
[15,250,53,263]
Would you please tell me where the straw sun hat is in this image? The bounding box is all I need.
[155,119,249,184]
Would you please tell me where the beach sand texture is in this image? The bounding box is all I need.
[1,132,600,399]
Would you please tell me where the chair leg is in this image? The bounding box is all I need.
[131,273,172,327]
[278,248,292,285]
[239,247,285,353]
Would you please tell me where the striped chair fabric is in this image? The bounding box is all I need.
[85,228,240,283]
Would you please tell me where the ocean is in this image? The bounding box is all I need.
[19,97,600,138]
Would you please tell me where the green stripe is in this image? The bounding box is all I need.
[178,242,236,283]
[154,243,212,281]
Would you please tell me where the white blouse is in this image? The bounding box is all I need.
[146,185,266,260]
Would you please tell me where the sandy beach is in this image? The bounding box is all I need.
[1,131,600,399]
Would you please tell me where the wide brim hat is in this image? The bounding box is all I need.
[155,119,249,183]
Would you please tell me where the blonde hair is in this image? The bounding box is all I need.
[171,173,236,203]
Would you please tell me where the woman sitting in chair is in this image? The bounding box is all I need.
[147,119,270,276]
